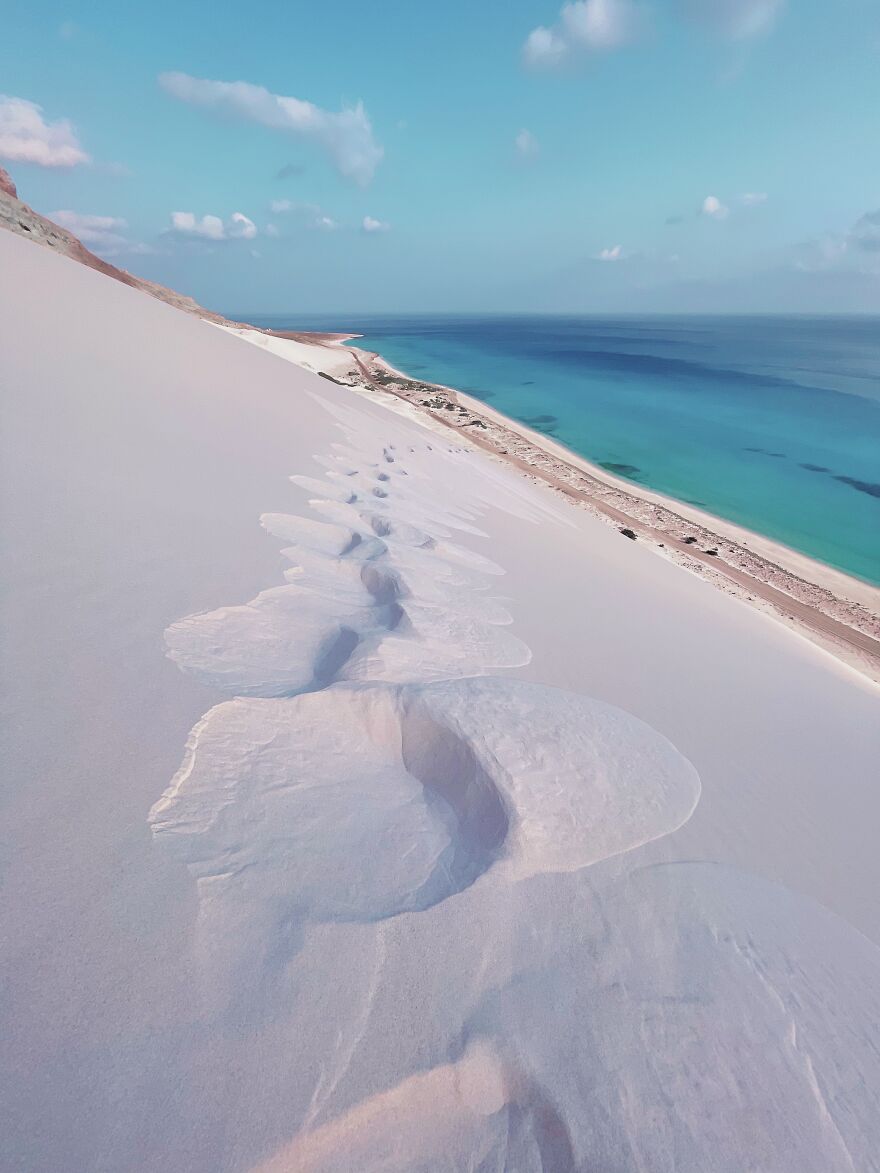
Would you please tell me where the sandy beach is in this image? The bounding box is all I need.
[224,323,880,681]
[3,227,880,1172]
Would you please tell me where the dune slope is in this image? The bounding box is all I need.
[2,227,879,1172]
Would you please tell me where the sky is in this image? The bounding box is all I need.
[1,0,879,315]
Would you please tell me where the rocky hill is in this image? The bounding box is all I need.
[0,166,18,198]
[0,166,225,322]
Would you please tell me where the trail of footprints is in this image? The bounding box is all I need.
[151,430,699,988]
[164,441,532,694]
[147,421,880,1172]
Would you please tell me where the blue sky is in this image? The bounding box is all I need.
[2,0,879,313]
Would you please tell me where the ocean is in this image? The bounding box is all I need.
[247,314,880,585]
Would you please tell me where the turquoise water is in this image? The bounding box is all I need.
[248,314,880,584]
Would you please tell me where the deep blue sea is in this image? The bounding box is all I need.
[247,315,880,585]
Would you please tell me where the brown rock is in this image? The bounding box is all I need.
[0,166,17,199]
[0,169,227,324]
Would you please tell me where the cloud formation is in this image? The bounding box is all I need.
[789,209,880,277]
[0,95,89,168]
[362,216,390,233]
[675,0,784,40]
[50,210,127,246]
[48,209,152,256]
[702,195,730,219]
[598,244,623,261]
[159,72,383,186]
[515,128,540,158]
[168,211,257,241]
[523,0,643,68]
[269,199,338,230]
[170,212,226,240]
[230,212,257,240]
[669,191,767,223]
[523,0,783,68]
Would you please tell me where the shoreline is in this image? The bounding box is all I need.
[225,322,880,682]
[368,349,879,603]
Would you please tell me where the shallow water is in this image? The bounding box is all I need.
[249,314,880,585]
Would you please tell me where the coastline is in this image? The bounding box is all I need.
[222,322,880,682]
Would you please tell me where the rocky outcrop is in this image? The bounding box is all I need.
[0,165,224,322]
[0,166,17,199]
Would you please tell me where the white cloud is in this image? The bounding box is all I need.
[668,191,764,224]
[702,195,729,220]
[788,211,880,277]
[230,211,257,240]
[563,0,642,48]
[524,0,783,69]
[676,0,784,39]
[269,200,338,230]
[48,209,152,257]
[271,199,313,216]
[0,95,89,168]
[515,128,540,158]
[168,211,257,241]
[159,72,383,186]
[265,223,280,237]
[523,26,569,68]
[362,216,390,233]
[523,0,643,69]
[598,244,623,261]
[50,210,127,245]
[170,211,226,240]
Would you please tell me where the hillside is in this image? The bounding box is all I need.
[0,166,224,322]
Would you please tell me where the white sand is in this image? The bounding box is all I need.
[2,227,880,1172]
[214,323,359,378]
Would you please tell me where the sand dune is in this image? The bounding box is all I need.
[2,226,880,1171]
